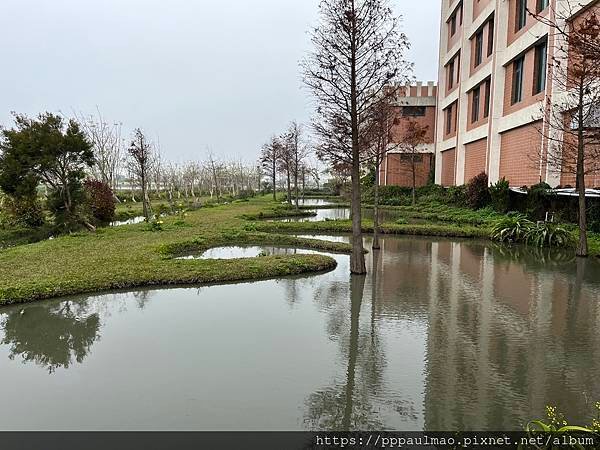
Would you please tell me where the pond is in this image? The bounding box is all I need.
[1,235,599,431]
[178,245,323,259]
[273,207,409,223]
[110,216,146,227]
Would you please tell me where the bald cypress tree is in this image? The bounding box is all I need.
[302,0,411,274]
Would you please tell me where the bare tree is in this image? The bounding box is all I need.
[397,119,429,206]
[530,2,600,257]
[207,150,222,201]
[261,137,281,201]
[78,108,122,193]
[362,97,399,249]
[282,122,310,209]
[127,129,155,220]
[302,0,411,274]
[278,137,294,206]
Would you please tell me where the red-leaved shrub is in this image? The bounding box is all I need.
[84,180,116,222]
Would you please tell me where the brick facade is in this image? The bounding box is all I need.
[441,148,456,186]
[384,153,433,187]
[434,0,600,188]
[464,138,488,182]
[499,122,543,186]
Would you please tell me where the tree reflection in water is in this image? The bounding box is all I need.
[1,301,100,374]
[304,250,418,430]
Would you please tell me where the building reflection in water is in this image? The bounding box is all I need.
[304,236,600,430]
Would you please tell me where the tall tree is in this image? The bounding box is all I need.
[260,136,281,201]
[78,108,122,192]
[283,122,309,209]
[362,98,393,249]
[529,3,600,257]
[302,0,411,273]
[127,129,154,220]
[278,136,294,206]
[397,119,429,206]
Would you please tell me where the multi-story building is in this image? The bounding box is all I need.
[434,0,599,188]
[380,82,437,187]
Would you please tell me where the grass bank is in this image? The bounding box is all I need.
[0,197,343,306]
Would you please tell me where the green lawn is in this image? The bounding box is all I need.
[0,197,341,306]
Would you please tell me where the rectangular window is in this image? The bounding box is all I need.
[446,106,453,135]
[448,60,455,90]
[402,106,426,117]
[450,14,457,36]
[471,86,481,123]
[512,56,524,104]
[487,20,494,56]
[474,30,484,67]
[483,79,491,118]
[516,0,527,31]
[536,0,549,13]
[533,42,547,94]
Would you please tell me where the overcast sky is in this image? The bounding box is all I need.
[0,0,440,163]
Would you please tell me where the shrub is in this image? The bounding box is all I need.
[445,185,467,205]
[466,172,491,209]
[489,177,510,213]
[84,180,116,223]
[1,195,44,227]
[527,182,553,219]
[47,180,87,231]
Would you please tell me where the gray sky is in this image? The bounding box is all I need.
[0,0,440,163]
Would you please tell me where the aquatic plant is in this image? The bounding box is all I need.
[491,213,575,248]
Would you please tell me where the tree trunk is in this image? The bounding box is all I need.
[349,4,366,275]
[294,168,299,210]
[576,124,588,257]
[286,168,292,206]
[411,156,417,206]
[373,155,381,250]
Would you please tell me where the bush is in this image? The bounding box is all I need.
[489,178,510,213]
[1,195,44,227]
[466,172,491,209]
[445,185,467,205]
[527,182,553,220]
[84,180,116,223]
[47,180,87,231]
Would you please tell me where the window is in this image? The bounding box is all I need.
[474,30,484,67]
[516,0,527,31]
[446,105,453,135]
[536,0,549,13]
[487,20,494,57]
[402,106,426,117]
[450,14,457,36]
[533,42,547,94]
[447,59,455,90]
[512,56,524,104]
[471,86,481,123]
[483,79,491,118]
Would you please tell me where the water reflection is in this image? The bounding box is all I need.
[0,237,599,430]
[1,301,100,373]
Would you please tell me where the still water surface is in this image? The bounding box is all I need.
[1,235,599,430]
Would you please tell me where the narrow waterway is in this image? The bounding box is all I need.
[0,235,599,430]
